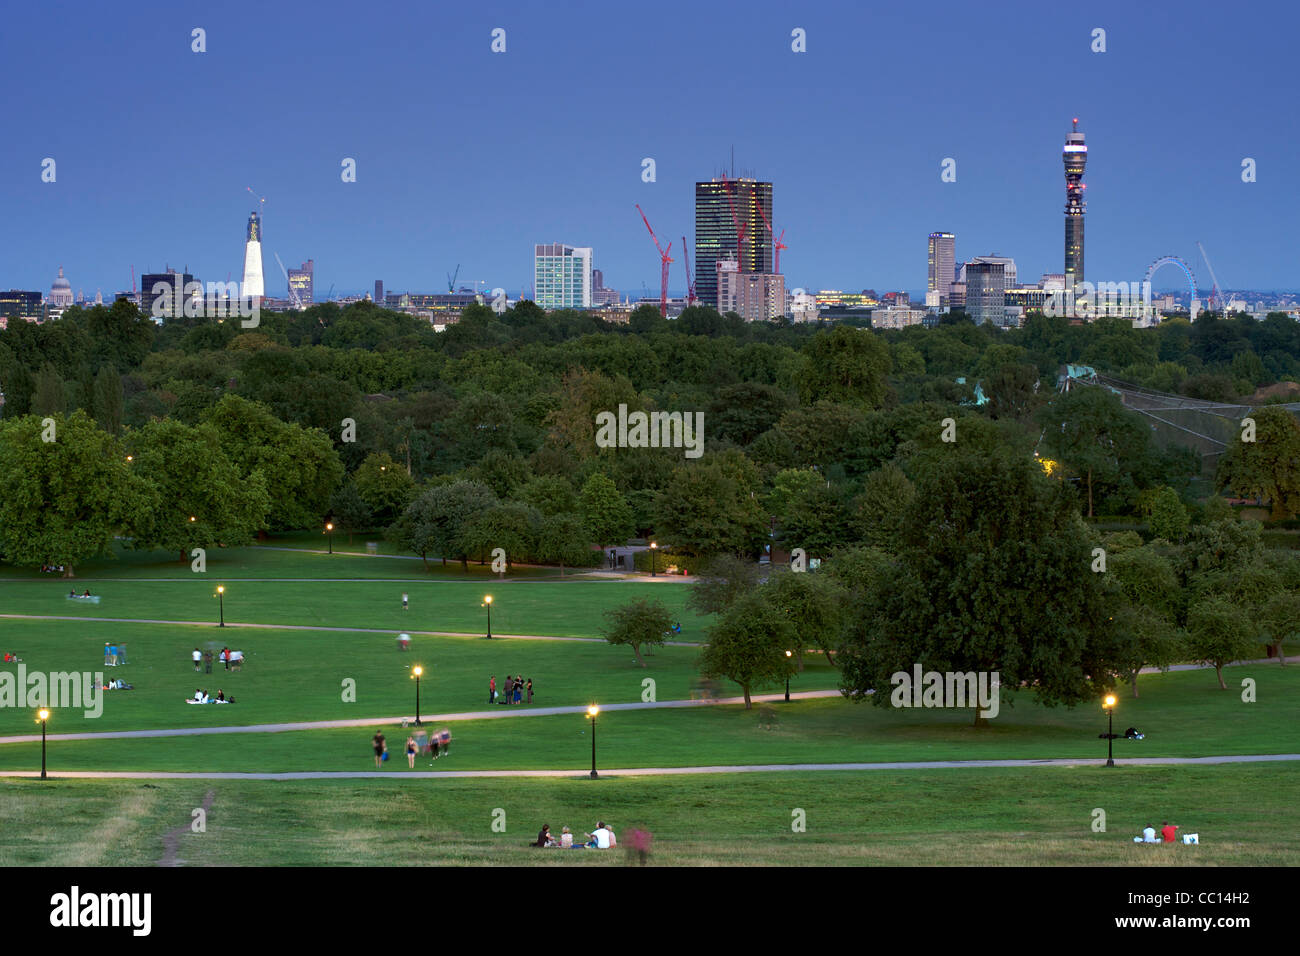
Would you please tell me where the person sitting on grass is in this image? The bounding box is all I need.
[559,826,573,848]
[584,822,612,849]
[535,824,557,847]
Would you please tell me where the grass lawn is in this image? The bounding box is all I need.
[0,664,1292,772]
[0,617,814,736]
[0,542,701,637]
[2,764,1297,866]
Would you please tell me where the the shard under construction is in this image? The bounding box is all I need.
[242,211,265,299]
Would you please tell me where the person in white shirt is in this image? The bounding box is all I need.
[586,823,612,849]
[1142,825,1158,843]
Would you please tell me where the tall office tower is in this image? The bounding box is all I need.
[141,271,198,320]
[242,213,265,299]
[965,261,1007,326]
[374,280,383,305]
[287,259,314,307]
[533,243,593,309]
[927,232,955,295]
[592,268,604,290]
[1063,118,1087,291]
[694,177,773,309]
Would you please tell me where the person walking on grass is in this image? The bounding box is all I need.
[406,735,418,769]
[402,592,409,611]
[527,678,533,704]
[204,650,213,674]
[192,648,202,672]
[514,676,523,705]
[373,731,387,768]
[489,674,496,705]
[503,675,514,705]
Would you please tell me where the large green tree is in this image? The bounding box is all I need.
[390,480,498,570]
[124,419,269,560]
[1185,596,1263,690]
[578,473,634,549]
[1216,406,1300,520]
[202,395,344,531]
[1036,386,1153,517]
[838,448,1115,723]
[533,512,590,576]
[699,590,799,709]
[0,412,151,575]
[651,451,768,557]
[798,325,892,409]
[601,597,674,667]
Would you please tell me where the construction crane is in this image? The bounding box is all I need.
[246,186,266,222]
[274,252,303,309]
[754,204,786,274]
[720,175,748,265]
[447,265,460,293]
[681,237,697,306]
[635,204,673,317]
[1196,241,1228,314]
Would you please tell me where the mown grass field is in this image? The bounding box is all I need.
[0,542,702,637]
[0,664,1294,772]
[3,764,1297,866]
[2,538,1298,866]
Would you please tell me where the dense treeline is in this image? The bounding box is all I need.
[2,299,1299,577]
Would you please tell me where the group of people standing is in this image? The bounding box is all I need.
[192,647,237,673]
[489,674,532,705]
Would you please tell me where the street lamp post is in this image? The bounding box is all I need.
[216,586,225,628]
[326,522,334,555]
[412,666,424,726]
[1103,694,1117,768]
[37,709,49,780]
[650,541,657,577]
[587,705,599,778]
[483,595,493,639]
[785,649,793,702]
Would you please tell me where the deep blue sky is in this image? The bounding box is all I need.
[3,0,1296,299]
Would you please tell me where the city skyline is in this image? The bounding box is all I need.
[4,0,1298,298]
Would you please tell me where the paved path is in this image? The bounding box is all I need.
[0,613,703,647]
[2,753,1297,781]
[0,691,841,744]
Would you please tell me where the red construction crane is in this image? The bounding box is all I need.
[681,237,697,306]
[754,203,786,274]
[720,176,748,265]
[635,204,673,317]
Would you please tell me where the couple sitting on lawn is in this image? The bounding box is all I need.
[185,688,234,704]
[535,822,616,849]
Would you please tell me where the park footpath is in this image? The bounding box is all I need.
[2,753,1298,781]
[0,690,841,744]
